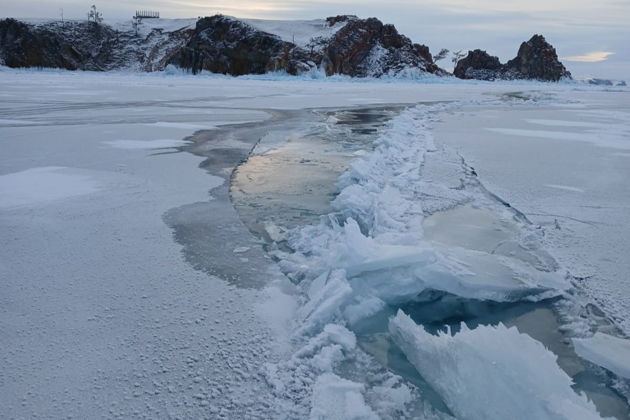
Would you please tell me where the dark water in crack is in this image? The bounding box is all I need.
[230,106,404,241]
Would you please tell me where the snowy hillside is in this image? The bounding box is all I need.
[0,15,444,77]
[241,17,348,47]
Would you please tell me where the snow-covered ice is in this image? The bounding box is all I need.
[433,93,630,336]
[0,166,101,208]
[1,68,629,418]
[485,127,630,150]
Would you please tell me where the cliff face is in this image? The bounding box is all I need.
[0,18,571,81]
[0,18,192,71]
[169,15,442,77]
[320,16,442,77]
[454,35,571,81]
[0,18,129,70]
[0,19,81,70]
[171,16,294,75]
[504,35,571,81]
[0,15,444,78]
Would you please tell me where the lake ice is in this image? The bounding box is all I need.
[1,69,629,418]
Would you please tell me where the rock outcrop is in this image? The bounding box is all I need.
[0,18,126,70]
[0,15,444,78]
[454,35,571,81]
[171,15,443,77]
[0,18,192,71]
[320,16,442,77]
[452,49,502,81]
[171,15,297,75]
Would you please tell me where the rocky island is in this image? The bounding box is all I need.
[0,15,571,81]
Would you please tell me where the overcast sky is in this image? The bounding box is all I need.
[3,0,629,79]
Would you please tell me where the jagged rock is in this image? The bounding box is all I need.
[453,49,502,80]
[171,15,443,77]
[0,15,445,78]
[0,18,183,71]
[454,35,571,81]
[171,15,300,75]
[0,18,82,70]
[325,15,357,26]
[588,78,614,86]
[504,35,571,81]
[322,17,441,77]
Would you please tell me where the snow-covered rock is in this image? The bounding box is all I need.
[454,34,571,81]
[0,14,445,77]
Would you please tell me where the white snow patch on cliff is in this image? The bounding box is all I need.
[241,18,347,48]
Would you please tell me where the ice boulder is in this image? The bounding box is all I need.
[310,373,379,420]
[389,310,603,420]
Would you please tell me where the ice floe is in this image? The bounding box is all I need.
[389,310,603,420]
[573,333,630,379]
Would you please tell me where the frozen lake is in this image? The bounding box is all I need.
[1,70,629,419]
[433,95,630,335]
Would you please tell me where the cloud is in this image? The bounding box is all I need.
[562,51,615,62]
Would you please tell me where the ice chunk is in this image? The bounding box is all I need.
[343,296,386,326]
[297,269,353,334]
[389,310,603,420]
[287,217,565,305]
[310,373,379,420]
[573,333,630,379]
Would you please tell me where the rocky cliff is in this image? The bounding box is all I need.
[169,15,304,75]
[454,35,571,81]
[0,18,192,71]
[169,15,443,77]
[319,15,442,77]
[0,15,443,78]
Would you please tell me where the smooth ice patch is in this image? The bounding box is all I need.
[0,118,36,125]
[573,333,630,379]
[544,184,585,193]
[485,127,630,150]
[145,122,217,130]
[103,139,189,149]
[0,166,100,208]
[525,119,611,129]
[389,311,603,420]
